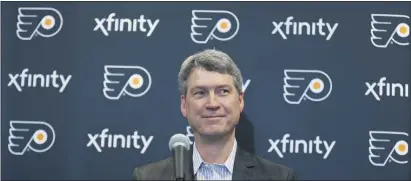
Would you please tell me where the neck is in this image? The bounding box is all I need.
[194,130,236,164]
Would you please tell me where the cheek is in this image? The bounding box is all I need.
[223,98,241,111]
[187,101,203,114]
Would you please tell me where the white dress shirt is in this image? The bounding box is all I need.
[192,139,237,180]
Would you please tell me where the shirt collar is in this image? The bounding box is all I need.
[192,139,237,174]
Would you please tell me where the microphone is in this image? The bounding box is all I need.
[169,133,191,181]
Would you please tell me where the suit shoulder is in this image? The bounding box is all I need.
[254,155,297,180]
[132,157,173,180]
[136,157,173,170]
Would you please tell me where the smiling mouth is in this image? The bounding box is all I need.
[202,115,226,118]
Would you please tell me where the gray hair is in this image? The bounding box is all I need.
[178,49,243,96]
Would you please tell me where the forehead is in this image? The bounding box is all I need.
[187,68,235,88]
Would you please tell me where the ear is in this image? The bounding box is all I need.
[239,92,244,112]
[181,94,187,117]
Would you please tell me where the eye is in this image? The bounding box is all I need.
[218,89,229,95]
[194,90,205,96]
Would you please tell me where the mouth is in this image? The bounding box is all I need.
[202,115,226,118]
[202,115,226,121]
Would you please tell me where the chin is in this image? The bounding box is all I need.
[199,127,233,138]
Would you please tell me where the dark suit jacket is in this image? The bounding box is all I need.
[132,145,297,180]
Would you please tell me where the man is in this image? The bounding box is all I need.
[132,49,297,180]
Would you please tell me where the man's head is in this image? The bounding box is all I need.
[178,49,244,141]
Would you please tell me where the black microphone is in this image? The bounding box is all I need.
[168,133,191,181]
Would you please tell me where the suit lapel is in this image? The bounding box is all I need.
[232,146,256,180]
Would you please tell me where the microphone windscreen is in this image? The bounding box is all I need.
[169,133,191,151]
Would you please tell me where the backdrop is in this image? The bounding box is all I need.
[2,1,410,180]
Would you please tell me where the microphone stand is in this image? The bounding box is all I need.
[173,146,186,181]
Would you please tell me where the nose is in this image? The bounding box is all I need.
[205,92,220,110]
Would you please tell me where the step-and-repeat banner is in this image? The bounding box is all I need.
[2,2,410,180]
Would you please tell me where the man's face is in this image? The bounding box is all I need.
[181,68,244,140]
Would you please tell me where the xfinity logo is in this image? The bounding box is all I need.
[8,68,72,93]
[94,13,160,36]
[87,128,154,154]
[268,134,336,159]
[365,77,409,101]
[272,16,338,40]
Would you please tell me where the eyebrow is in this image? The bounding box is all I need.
[190,84,231,91]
